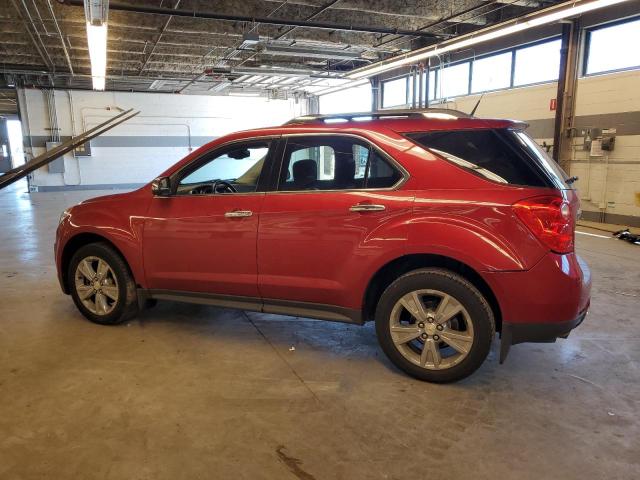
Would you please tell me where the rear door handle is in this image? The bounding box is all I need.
[224,210,253,218]
[349,203,386,212]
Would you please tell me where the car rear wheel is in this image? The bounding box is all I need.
[68,242,139,325]
[375,268,495,382]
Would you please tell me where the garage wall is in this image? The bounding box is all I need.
[17,89,307,191]
[433,68,640,225]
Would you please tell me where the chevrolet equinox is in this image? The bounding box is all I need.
[55,109,591,382]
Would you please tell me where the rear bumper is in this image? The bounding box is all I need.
[485,252,591,362]
[499,307,588,363]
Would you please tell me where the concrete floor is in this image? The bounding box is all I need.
[1,180,639,480]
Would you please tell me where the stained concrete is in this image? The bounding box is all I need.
[1,180,639,480]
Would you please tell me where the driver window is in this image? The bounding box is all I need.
[177,141,270,195]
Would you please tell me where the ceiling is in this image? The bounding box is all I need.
[0,0,563,103]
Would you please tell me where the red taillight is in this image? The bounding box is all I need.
[512,195,575,254]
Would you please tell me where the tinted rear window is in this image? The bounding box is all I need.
[407,129,560,187]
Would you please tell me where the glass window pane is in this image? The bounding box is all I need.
[426,70,436,101]
[407,130,547,187]
[179,142,269,194]
[366,150,402,188]
[471,52,512,93]
[278,136,401,191]
[319,83,372,113]
[514,39,561,86]
[586,19,640,74]
[382,77,408,108]
[438,62,470,98]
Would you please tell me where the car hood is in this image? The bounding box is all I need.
[79,185,148,205]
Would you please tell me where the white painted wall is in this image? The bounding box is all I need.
[432,69,640,223]
[18,89,307,190]
[567,70,640,220]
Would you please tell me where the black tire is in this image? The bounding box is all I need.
[375,268,495,383]
[68,242,139,325]
[144,298,158,309]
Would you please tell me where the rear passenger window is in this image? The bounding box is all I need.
[407,129,548,187]
[278,136,402,191]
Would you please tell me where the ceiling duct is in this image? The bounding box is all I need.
[239,32,260,50]
[260,44,364,60]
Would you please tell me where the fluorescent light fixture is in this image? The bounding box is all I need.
[86,22,107,91]
[316,0,631,95]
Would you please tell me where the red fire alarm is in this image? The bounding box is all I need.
[550,98,557,111]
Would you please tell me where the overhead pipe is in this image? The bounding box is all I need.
[59,0,443,39]
[46,0,75,74]
[11,0,54,69]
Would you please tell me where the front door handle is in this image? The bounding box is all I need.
[349,203,386,212]
[224,210,253,218]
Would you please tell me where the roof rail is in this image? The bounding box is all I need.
[284,108,472,125]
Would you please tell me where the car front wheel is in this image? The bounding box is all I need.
[375,268,495,383]
[68,242,139,325]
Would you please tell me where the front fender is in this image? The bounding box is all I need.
[56,189,151,289]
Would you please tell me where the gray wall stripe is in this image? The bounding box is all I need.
[581,210,640,228]
[573,111,640,136]
[524,119,555,139]
[21,111,640,149]
[26,136,216,149]
[35,183,144,192]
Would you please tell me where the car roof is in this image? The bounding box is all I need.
[237,109,528,137]
[163,109,527,177]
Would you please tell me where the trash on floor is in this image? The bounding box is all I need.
[613,229,640,245]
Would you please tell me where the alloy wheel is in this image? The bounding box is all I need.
[389,289,474,370]
[74,256,119,315]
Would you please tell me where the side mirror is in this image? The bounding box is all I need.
[151,176,172,196]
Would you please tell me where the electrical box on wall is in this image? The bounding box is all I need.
[74,141,92,157]
[46,141,65,173]
[583,127,616,156]
[601,128,616,151]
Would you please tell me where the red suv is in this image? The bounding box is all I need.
[55,109,591,382]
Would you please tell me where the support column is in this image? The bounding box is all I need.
[371,77,381,111]
[553,19,581,163]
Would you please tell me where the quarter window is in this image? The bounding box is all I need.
[278,136,402,191]
[407,129,549,187]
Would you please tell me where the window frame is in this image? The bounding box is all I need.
[469,50,514,95]
[432,60,472,100]
[582,15,640,77]
[381,75,412,109]
[424,36,561,105]
[169,136,279,196]
[512,36,563,88]
[271,133,409,194]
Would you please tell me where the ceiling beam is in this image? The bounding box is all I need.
[59,0,444,39]
[139,0,181,74]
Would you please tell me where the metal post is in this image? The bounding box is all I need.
[371,77,381,111]
[553,19,581,163]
